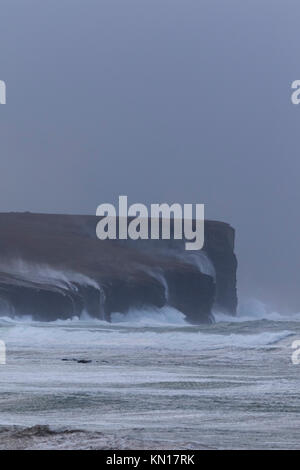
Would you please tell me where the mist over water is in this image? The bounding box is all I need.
[0,0,299,450]
[0,298,300,449]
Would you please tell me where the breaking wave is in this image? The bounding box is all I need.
[214,298,300,323]
[0,321,293,353]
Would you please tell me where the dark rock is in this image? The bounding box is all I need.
[0,212,237,324]
[61,358,92,364]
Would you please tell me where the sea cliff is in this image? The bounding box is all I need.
[0,213,237,323]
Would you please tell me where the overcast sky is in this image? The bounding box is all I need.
[0,0,299,312]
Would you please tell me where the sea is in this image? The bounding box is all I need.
[0,299,299,450]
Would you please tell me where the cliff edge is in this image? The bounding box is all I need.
[0,212,237,323]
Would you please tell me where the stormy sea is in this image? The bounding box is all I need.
[0,300,299,450]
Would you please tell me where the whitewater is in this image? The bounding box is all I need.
[0,300,300,449]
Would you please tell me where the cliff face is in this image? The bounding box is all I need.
[204,221,238,314]
[0,212,237,323]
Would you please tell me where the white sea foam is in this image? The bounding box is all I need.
[214,298,300,323]
[0,301,298,450]
[0,259,100,291]
[0,305,187,327]
[184,251,216,278]
[1,321,293,352]
[111,306,186,326]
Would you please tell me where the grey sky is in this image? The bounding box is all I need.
[0,0,299,311]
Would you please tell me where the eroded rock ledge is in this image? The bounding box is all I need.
[0,212,237,324]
